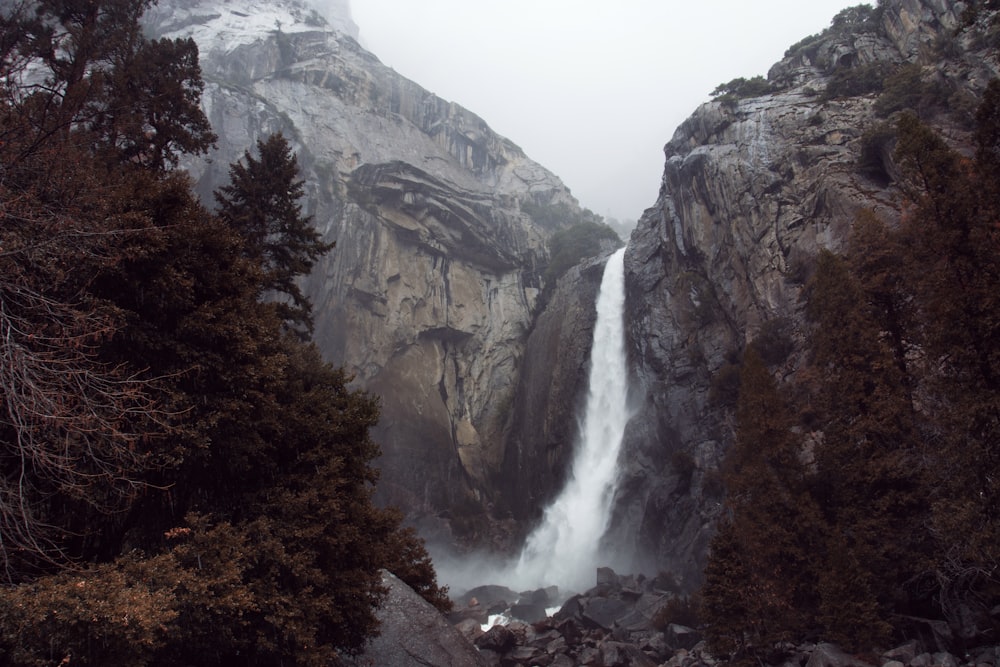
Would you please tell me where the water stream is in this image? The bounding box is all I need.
[510,246,631,595]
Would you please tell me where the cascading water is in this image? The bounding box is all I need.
[510,246,631,595]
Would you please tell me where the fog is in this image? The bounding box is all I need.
[346,1,862,221]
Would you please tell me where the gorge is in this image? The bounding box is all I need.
[148,0,1000,599]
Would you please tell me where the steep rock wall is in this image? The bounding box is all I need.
[619,0,999,587]
[497,255,607,524]
[146,0,584,527]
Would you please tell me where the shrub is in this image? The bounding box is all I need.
[874,64,952,118]
[824,61,891,99]
[711,76,774,100]
[750,317,795,366]
[830,4,884,35]
[709,360,742,407]
[543,220,621,287]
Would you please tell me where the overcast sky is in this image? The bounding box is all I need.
[349,1,862,221]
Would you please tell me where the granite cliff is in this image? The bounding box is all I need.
[144,0,599,534]
[146,0,1000,583]
[616,0,1000,587]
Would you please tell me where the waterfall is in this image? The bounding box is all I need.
[511,246,630,595]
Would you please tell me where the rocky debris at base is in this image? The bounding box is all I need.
[448,568,1000,667]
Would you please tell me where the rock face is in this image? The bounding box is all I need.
[144,0,588,530]
[617,0,1000,587]
[497,253,609,522]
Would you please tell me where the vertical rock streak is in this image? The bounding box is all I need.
[513,247,630,594]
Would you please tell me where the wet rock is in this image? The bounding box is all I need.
[477,624,517,653]
[454,618,485,643]
[510,601,548,623]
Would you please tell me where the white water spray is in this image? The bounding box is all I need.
[510,247,631,594]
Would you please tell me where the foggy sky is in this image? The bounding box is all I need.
[349,1,862,221]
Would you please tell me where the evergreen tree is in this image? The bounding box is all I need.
[1,3,449,662]
[702,348,821,662]
[215,133,333,334]
[0,0,214,169]
[803,250,929,649]
[893,104,1000,624]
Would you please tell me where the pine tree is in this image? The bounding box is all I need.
[215,133,333,334]
[893,103,1000,624]
[702,348,822,662]
[0,0,214,169]
[803,249,929,649]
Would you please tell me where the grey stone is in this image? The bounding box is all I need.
[509,602,548,624]
[641,631,671,660]
[933,653,959,667]
[582,596,631,631]
[462,584,519,609]
[806,643,876,667]
[666,623,702,651]
[884,641,920,664]
[476,624,517,653]
[599,640,660,667]
[597,566,620,587]
[347,570,487,667]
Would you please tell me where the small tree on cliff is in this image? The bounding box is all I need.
[216,133,333,334]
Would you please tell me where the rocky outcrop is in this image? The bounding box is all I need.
[618,0,1000,588]
[145,0,587,529]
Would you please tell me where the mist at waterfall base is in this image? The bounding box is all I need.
[432,248,635,601]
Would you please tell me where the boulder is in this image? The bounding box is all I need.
[461,584,519,609]
[582,596,632,631]
[349,570,487,667]
[598,640,659,667]
[509,601,548,624]
[665,623,702,651]
[476,624,518,654]
[884,641,921,664]
[806,643,877,667]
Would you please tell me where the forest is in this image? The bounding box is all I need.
[699,81,1000,663]
[0,0,448,665]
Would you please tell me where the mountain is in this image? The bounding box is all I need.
[147,0,1000,586]
[144,0,598,542]
[615,0,1000,587]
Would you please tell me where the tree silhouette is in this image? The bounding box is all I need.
[216,133,333,334]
